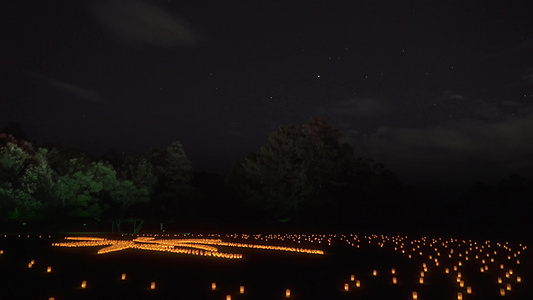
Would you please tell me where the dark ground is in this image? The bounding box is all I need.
[0,233,530,300]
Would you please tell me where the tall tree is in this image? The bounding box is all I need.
[0,134,52,220]
[229,117,351,227]
[147,141,196,220]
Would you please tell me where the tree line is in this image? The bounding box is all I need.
[0,119,530,237]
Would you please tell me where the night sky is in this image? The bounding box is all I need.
[2,0,532,187]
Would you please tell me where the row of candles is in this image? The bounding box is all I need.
[53,236,324,257]
[4,233,528,299]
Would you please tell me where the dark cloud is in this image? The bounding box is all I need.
[321,91,533,183]
[362,108,533,182]
[25,71,104,104]
[48,79,104,104]
[86,0,200,47]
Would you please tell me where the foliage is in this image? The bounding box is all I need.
[0,134,53,220]
[228,118,354,225]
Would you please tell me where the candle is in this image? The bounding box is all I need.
[81,281,87,288]
[47,266,52,273]
[240,285,244,294]
[285,289,291,297]
[150,282,156,290]
[412,291,418,299]
[121,273,126,280]
[212,282,216,290]
[344,283,349,291]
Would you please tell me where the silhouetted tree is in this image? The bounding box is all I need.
[0,134,52,220]
[228,117,354,227]
[147,141,197,221]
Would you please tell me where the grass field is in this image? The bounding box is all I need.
[0,233,529,299]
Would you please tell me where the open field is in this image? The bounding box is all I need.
[0,233,530,299]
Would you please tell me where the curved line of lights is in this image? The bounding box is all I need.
[53,237,324,258]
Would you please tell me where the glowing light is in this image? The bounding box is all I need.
[372,269,377,276]
[467,286,472,294]
[46,266,51,273]
[344,283,349,291]
[121,273,126,280]
[81,281,87,288]
[226,295,231,300]
[412,291,418,299]
[53,236,323,259]
[392,277,397,284]
[286,288,291,297]
[457,292,463,300]
[150,282,156,290]
[211,282,216,290]
[240,285,245,294]
[355,280,360,287]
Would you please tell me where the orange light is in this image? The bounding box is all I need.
[356,280,361,287]
[506,283,511,291]
[285,288,291,298]
[500,288,505,296]
[240,285,245,294]
[81,281,87,288]
[467,286,472,294]
[121,273,126,280]
[419,277,424,284]
[350,274,355,281]
[412,291,418,299]
[211,282,216,290]
[46,266,52,273]
[517,276,521,283]
[150,282,156,290]
[226,295,231,300]
[392,277,397,284]
[344,283,349,291]
[372,269,377,276]
[457,292,463,300]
